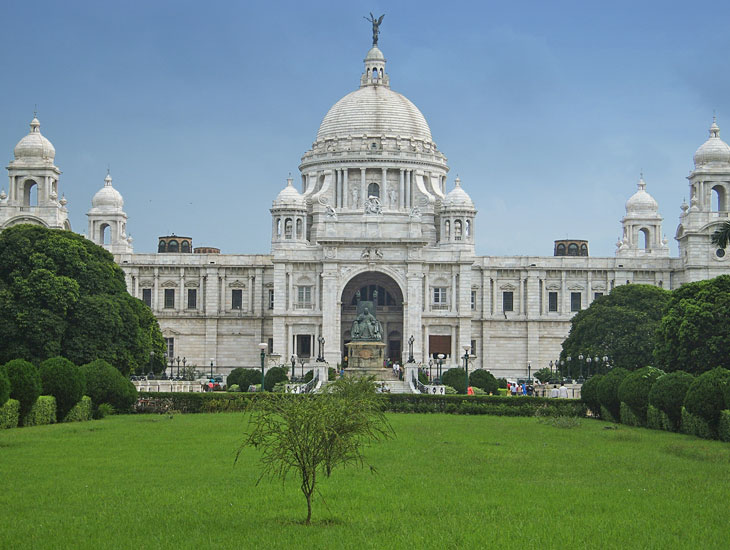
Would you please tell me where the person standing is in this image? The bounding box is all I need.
[559,382,569,399]
[550,385,559,398]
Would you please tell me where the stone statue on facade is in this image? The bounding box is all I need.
[350,290,383,341]
[364,196,382,214]
[351,186,360,209]
[364,13,385,46]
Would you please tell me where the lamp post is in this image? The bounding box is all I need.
[168,355,174,380]
[462,346,470,394]
[578,354,584,380]
[602,355,609,375]
[258,343,267,391]
[566,356,572,379]
[182,357,186,380]
[527,361,531,383]
[210,358,214,380]
[437,353,445,384]
[300,357,306,381]
[317,336,325,363]
[584,357,591,382]
[176,356,181,379]
[149,351,154,377]
[408,335,415,363]
[549,360,553,375]
[429,359,433,382]
[290,355,296,381]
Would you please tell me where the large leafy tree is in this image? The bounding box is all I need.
[653,275,730,374]
[711,221,730,250]
[560,284,670,373]
[0,225,164,374]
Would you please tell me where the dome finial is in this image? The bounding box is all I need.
[364,12,385,47]
[104,170,113,186]
[710,116,720,138]
[638,171,645,190]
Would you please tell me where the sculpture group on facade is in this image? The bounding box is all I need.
[351,290,383,341]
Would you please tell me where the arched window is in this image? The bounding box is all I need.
[168,240,179,253]
[181,241,190,253]
[276,218,282,238]
[556,243,566,256]
[296,218,303,239]
[580,244,588,256]
[445,220,450,239]
[100,224,111,245]
[465,219,471,238]
[158,240,167,253]
[454,220,463,241]
[712,185,726,211]
[640,228,650,249]
[367,182,380,198]
[568,243,579,256]
[284,218,293,239]
[23,179,38,207]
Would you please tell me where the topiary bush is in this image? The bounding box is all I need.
[580,374,603,418]
[441,368,467,394]
[681,406,713,439]
[496,378,508,389]
[646,404,673,431]
[0,398,20,429]
[4,359,42,423]
[64,396,92,422]
[683,367,730,434]
[596,367,628,423]
[23,395,57,426]
[263,366,288,392]
[39,356,84,420]
[227,368,262,392]
[617,366,665,424]
[619,401,642,427]
[0,366,10,407]
[647,371,694,431]
[469,369,499,394]
[80,359,137,412]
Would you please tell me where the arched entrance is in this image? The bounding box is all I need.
[341,271,404,364]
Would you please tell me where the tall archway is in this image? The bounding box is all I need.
[341,271,404,363]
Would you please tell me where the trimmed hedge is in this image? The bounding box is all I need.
[0,398,20,429]
[64,396,93,422]
[680,406,714,439]
[596,368,629,422]
[22,395,57,427]
[135,391,586,417]
[619,402,643,427]
[646,404,674,432]
[39,356,84,420]
[682,367,730,432]
[648,371,694,432]
[580,374,603,418]
[226,368,262,392]
[617,366,664,423]
[0,366,10,407]
[719,410,730,443]
[4,359,42,423]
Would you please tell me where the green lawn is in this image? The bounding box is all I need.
[1,413,728,549]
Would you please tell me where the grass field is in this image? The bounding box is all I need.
[1,413,728,549]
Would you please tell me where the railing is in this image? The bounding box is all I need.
[412,371,427,394]
[302,372,319,393]
[294,302,314,310]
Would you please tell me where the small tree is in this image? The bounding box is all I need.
[4,359,42,421]
[441,368,467,394]
[469,369,498,394]
[236,376,393,524]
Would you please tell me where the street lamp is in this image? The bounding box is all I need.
[317,336,325,363]
[584,356,591,381]
[176,356,181,379]
[578,354,584,380]
[428,359,433,383]
[527,360,531,383]
[463,346,470,394]
[149,351,154,377]
[182,357,187,380]
[210,358,214,379]
[168,354,174,380]
[437,353,445,384]
[258,342,267,391]
[300,357,306,381]
[602,355,609,375]
[566,356,572,379]
[408,335,415,363]
[549,360,553,374]
[290,355,296,381]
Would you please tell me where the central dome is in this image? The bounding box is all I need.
[317,86,432,142]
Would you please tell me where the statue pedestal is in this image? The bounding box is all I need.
[346,341,386,370]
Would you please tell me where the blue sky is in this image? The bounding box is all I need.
[2,0,729,256]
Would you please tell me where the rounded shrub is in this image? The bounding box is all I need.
[4,359,42,421]
[0,366,10,407]
[580,374,603,418]
[617,366,665,422]
[596,367,629,422]
[469,369,498,394]
[39,356,84,420]
[648,371,694,431]
[441,368,467,394]
[683,367,730,431]
[263,366,288,392]
[227,368,262,392]
[80,359,137,412]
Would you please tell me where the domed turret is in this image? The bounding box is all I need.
[617,174,667,257]
[273,176,305,208]
[13,117,55,162]
[693,118,730,167]
[90,172,124,211]
[442,177,475,211]
[625,175,658,215]
[271,176,308,245]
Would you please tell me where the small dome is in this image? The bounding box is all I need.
[91,172,124,210]
[693,119,730,167]
[364,46,385,62]
[443,177,475,210]
[625,175,658,213]
[13,117,55,161]
[273,177,305,208]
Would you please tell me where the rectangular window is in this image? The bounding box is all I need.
[502,291,514,312]
[142,288,152,307]
[571,292,582,312]
[296,334,312,357]
[164,288,175,309]
[187,289,197,309]
[297,286,312,308]
[432,287,448,309]
[594,292,604,301]
[471,290,477,310]
[232,289,243,309]
[470,339,477,357]
[267,338,273,354]
[164,337,174,359]
[548,292,558,312]
[268,289,274,310]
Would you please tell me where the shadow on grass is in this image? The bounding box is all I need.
[274,517,345,527]
[664,443,730,464]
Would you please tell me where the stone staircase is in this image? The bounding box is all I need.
[378,379,412,394]
[343,367,414,393]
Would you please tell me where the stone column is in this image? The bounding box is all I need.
[133,270,140,298]
[399,169,405,209]
[321,268,340,364]
[452,272,457,313]
[153,268,159,312]
[342,169,348,209]
[335,170,341,208]
[248,274,254,313]
[405,268,423,362]
[220,271,226,313]
[360,168,366,205]
[381,167,387,199]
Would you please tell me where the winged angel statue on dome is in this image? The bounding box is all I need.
[364,13,385,46]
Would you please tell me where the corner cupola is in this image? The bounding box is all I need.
[360,46,390,88]
[693,118,730,167]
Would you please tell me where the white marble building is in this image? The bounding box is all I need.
[3,43,730,379]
